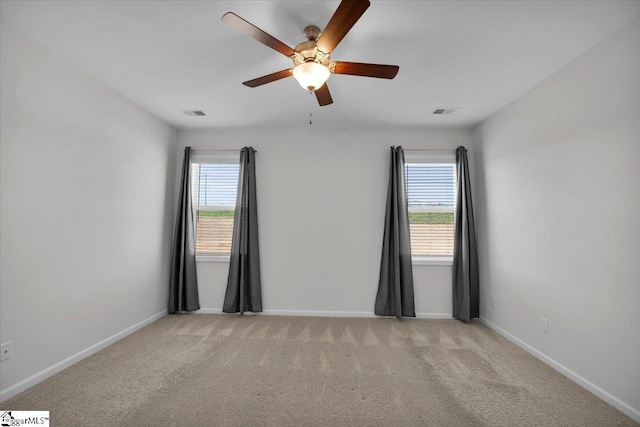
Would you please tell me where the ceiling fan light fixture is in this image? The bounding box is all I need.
[293,62,330,91]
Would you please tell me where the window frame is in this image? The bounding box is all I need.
[190,152,240,263]
[404,150,457,265]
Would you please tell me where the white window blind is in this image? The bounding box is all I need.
[191,162,239,255]
[405,162,457,257]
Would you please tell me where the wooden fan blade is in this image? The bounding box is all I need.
[243,69,294,88]
[332,62,399,79]
[315,84,333,106]
[222,12,296,58]
[316,0,370,54]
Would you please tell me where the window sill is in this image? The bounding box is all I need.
[412,257,453,266]
[196,255,230,263]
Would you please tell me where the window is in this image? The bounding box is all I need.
[404,153,457,261]
[191,153,239,257]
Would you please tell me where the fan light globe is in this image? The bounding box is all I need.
[293,62,330,91]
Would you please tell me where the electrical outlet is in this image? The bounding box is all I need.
[540,318,549,334]
[491,296,496,308]
[0,341,12,361]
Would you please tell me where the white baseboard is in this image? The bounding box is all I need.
[479,316,640,423]
[196,308,223,314]
[263,309,374,318]
[0,309,167,403]
[416,313,454,319]
[196,308,452,319]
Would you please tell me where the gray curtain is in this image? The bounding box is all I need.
[223,147,262,314]
[453,146,479,322]
[168,147,200,313]
[375,146,415,318]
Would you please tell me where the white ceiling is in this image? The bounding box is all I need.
[2,1,639,130]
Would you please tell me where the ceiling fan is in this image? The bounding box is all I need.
[221,0,399,106]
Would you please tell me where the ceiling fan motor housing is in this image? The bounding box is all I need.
[293,26,331,66]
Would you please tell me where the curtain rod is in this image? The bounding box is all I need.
[190,148,257,153]
[401,148,455,153]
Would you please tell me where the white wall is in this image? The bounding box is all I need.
[473,19,640,420]
[0,25,177,397]
[178,128,472,317]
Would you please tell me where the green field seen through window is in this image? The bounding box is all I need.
[197,210,235,218]
[197,210,453,224]
[408,212,453,224]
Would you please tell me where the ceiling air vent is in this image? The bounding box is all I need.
[433,108,457,115]
[182,110,206,117]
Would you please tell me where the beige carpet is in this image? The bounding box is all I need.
[2,315,637,426]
